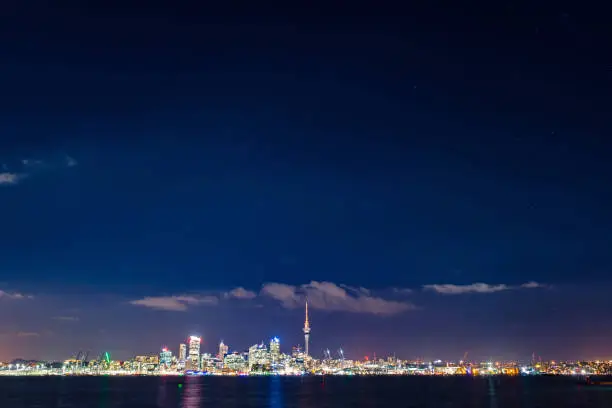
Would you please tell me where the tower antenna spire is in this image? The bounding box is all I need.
[303,299,311,356]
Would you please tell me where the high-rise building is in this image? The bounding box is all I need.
[303,300,311,356]
[248,343,270,370]
[179,344,187,361]
[160,347,172,367]
[134,355,159,372]
[200,353,215,370]
[224,353,247,372]
[218,341,229,360]
[188,336,201,369]
[270,337,280,363]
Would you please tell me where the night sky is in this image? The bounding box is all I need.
[1,1,611,362]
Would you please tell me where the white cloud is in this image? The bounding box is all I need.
[261,281,415,315]
[66,156,78,167]
[340,284,371,296]
[17,332,40,337]
[0,172,23,185]
[0,156,76,185]
[225,287,257,299]
[22,159,44,167]
[261,283,298,308]
[521,281,546,289]
[129,295,219,312]
[0,290,33,300]
[423,283,509,294]
[52,316,80,322]
[424,281,546,295]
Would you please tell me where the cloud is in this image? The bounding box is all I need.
[17,332,40,337]
[66,156,78,167]
[261,283,300,308]
[0,290,33,300]
[261,281,415,315]
[129,295,219,312]
[521,281,546,289]
[424,281,546,295]
[0,155,76,185]
[392,287,414,295]
[52,316,80,322]
[340,284,371,296]
[423,283,509,294]
[22,159,44,167]
[225,287,257,299]
[0,172,24,185]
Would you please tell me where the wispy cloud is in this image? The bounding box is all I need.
[129,295,219,312]
[225,287,257,300]
[0,290,33,300]
[1,155,77,186]
[339,284,371,296]
[52,316,80,322]
[66,156,78,167]
[392,287,414,295]
[423,283,509,294]
[22,159,44,167]
[0,172,24,185]
[521,281,546,289]
[261,281,415,315]
[423,282,545,295]
[17,332,40,337]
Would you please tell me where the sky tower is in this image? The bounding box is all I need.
[303,300,311,356]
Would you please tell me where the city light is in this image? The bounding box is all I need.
[1,302,611,378]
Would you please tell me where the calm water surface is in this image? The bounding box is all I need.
[0,376,610,407]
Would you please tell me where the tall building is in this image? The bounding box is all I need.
[160,347,172,367]
[248,343,270,370]
[188,336,201,369]
[224,352,247,372]
[218,341,229,360]
[179,344,187,361]
[303,300,311,356]
[270,337,280,363]
[200,353,215,370]
[134,355,159,372]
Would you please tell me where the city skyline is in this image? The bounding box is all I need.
[3,292,612,363]
[8,320,612,378]
[2,2,612,363]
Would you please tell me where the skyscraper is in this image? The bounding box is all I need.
[179,344,187,361]
[248,343,270,371]
[270,337,280,363]
[218,340,229,360]
[303,300,311,356]
[160,347,172,367]
[188,336,201,369]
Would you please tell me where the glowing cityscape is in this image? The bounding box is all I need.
[2,302,612,377]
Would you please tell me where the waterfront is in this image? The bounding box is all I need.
[1,376,612,407]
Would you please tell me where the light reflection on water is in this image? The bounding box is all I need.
[2,376,612,407]
[157,376,168,407]
[269,375,283,408]
[182,376,202,408]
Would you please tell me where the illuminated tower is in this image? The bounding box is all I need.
[160,347,172,368]
[270,337,280,364]
[218,340,229,360]
[302,300,311,356]
[188,336,201,369]
[179,344,187,361]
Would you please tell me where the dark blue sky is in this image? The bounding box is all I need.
[1,1,611,362]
